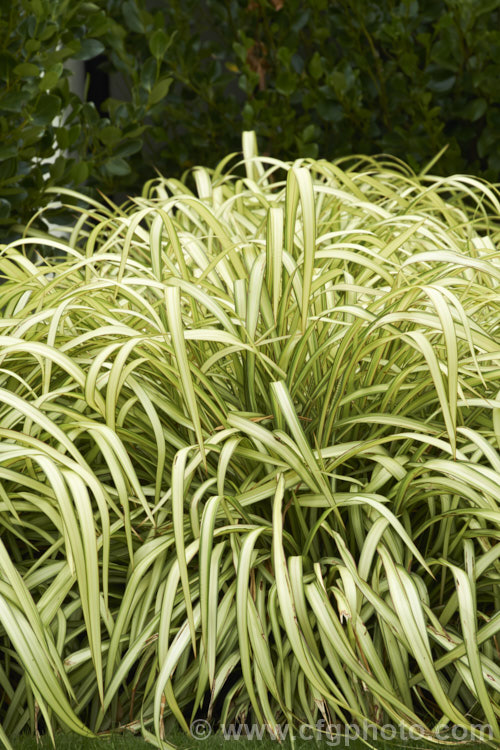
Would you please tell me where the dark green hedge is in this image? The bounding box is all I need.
[2,0,500,235]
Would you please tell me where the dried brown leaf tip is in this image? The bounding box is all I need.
[247,42,269,91]
[247,0,283,9]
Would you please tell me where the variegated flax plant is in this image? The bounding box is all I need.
[0,132,499,749]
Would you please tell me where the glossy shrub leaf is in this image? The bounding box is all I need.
[73,38,105,61]
[149,77,173,105]
[149,29,170,59]
[13,62,39,77]
[103,156,131,176]
[32,93,61,125]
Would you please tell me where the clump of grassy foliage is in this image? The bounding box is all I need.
[0,133,499,748]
